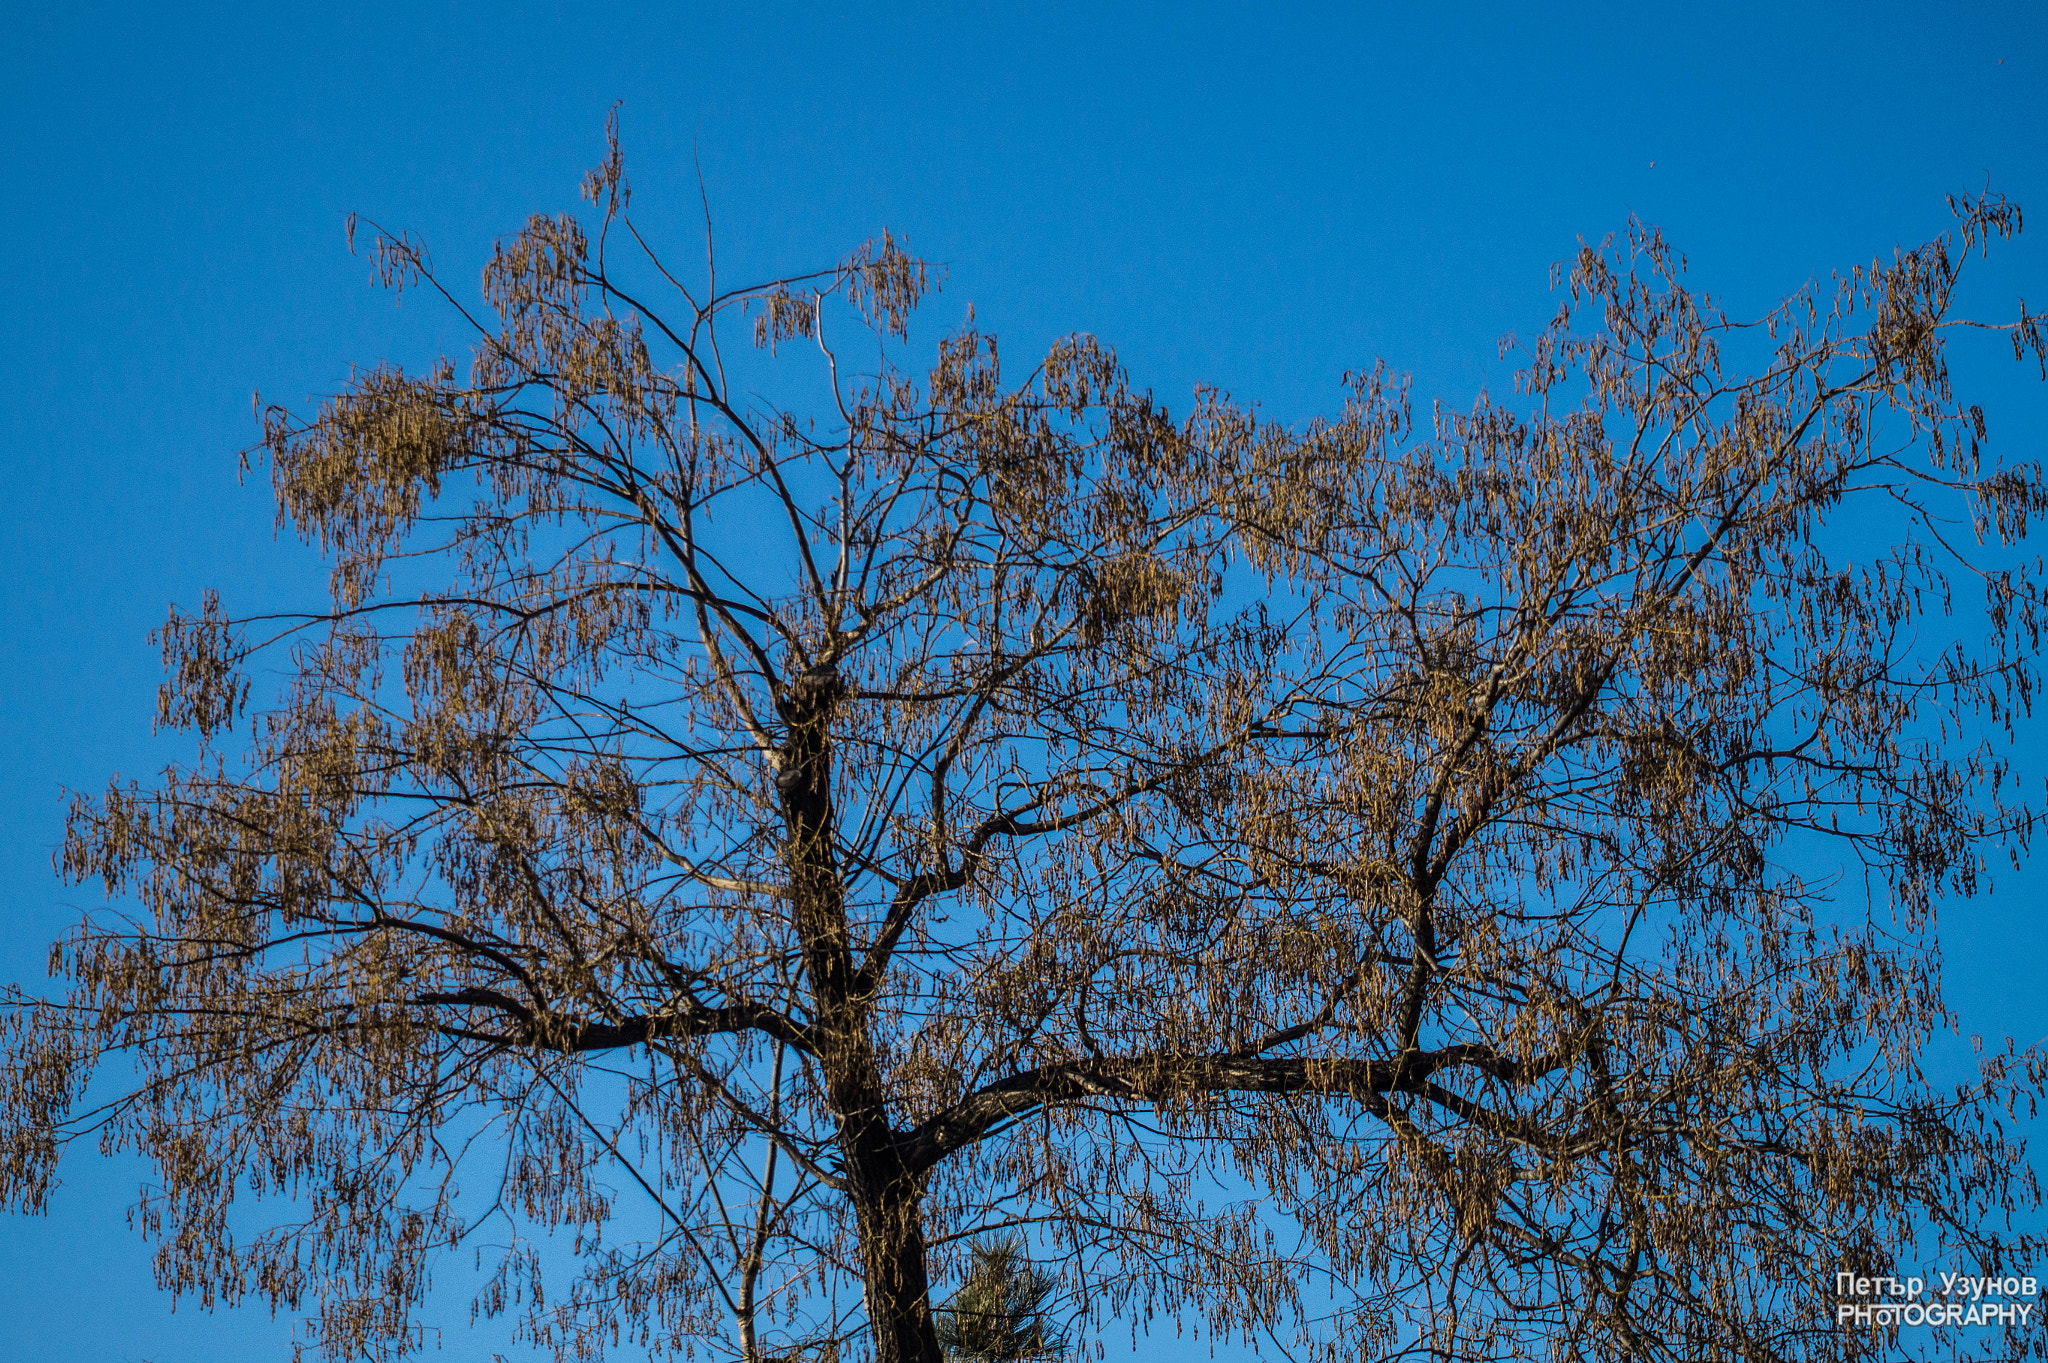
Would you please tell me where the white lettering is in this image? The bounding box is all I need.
[1830,1267,2045,1325]
[1945,1272,2006,1298]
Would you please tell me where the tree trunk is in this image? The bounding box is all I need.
[779,663,943,1363]
[847,1131,943,1363]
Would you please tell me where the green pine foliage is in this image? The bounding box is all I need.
[934,1240,1064,1362]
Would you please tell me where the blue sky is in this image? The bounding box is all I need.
[2,3,2045,1359]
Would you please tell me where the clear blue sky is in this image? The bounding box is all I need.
[2,3,2044,1360]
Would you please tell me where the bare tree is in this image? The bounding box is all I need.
[6,121,2048,1363]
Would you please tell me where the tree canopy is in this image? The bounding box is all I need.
[7,124,2048,1363]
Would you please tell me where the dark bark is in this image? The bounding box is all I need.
[780,662,943,1363]
[845,1119,941,1363]
[901,1043,1573,1173]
